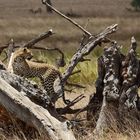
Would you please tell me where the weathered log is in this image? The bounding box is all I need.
[93,43,122,135]
[120,37,140,110]
[0,77,76,140]
[0,70,50,108]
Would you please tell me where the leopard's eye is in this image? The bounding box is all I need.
[17,57,23,62]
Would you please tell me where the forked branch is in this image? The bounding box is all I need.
[61,24,118,83]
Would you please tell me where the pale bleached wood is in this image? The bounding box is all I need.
[0,77,76,140]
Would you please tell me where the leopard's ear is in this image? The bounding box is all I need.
[23,47,27,52]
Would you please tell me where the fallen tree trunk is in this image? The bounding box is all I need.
[0,70,50,108]
[0,76,76,140]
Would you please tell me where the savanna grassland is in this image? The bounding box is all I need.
[0,0,140,140]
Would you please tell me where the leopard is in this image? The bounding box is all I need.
[11,47,68,104]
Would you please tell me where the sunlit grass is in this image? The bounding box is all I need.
[0,16,140,84]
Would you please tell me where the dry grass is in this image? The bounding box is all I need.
[0,0,140,18]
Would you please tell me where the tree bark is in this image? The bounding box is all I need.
[88,38,140,137]
[0,76,76,140]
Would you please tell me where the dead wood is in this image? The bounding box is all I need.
[0,77,76,140]
[0,30,53,53]
[61,24,118,83]
[0,70,50,108]
[119,37,140,110]
[70,70,81,76]
[7,39,15,62]
[42,0,92,36]
[23,29,53,48]
[30,46,66,68]
[93,43,123,134]
[87,38,140,137]
[53,24,117,107]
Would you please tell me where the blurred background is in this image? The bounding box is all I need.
[0,0,140,84]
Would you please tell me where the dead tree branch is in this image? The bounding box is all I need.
[70,70,81,76]
[0,77,76,140]
[7,39,15,62]
[0,30,53,53]
[24,29,53,48]
[42,0,92,36]
[61,24,118,83]
[57,94,85,115]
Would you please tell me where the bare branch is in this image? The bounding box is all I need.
[24,29,53,48]
[64,88,74,93]
[80,57,91,62]
[64,94,85,109]
[0,30,53,55]
[7,39,15,62]
[70,70,81,76]
[42,0,92,36]
[57,94,85,115]
[31,46,66,67]
[61,24,118,83]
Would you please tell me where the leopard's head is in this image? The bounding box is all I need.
[13,48,33,60]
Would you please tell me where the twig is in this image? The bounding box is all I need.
[64,88,74,93]
[31,46,66,67]
[57,94,85,115]
[64,94,85,109]
[57,107,82,115]
[70,70,81,76]
[42,0,92,36]
[66,82,86,89]
[80,57,91,62]
[7,39,15,62]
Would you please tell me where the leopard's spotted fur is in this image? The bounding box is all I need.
[12,48,61,103]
